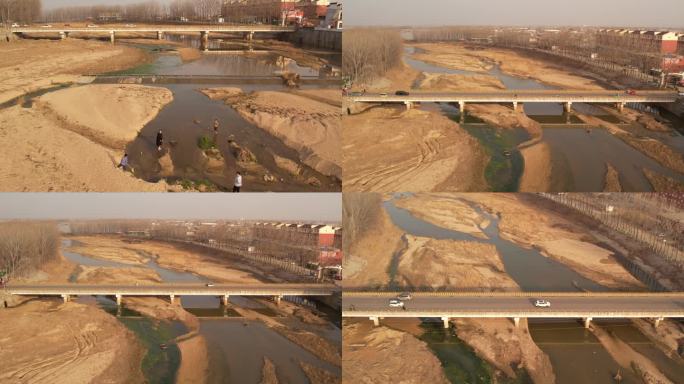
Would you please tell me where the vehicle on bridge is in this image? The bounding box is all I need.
[397,292,412,301]
[534,299,551,308]
[389,299,404,308]
[395,90,410,96]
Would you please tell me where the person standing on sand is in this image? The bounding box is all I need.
[233,172,242,193]
[156,130,163,151]
[213,118,220,133]
[117,153,129,171]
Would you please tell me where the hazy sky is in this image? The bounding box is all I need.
[44,0,171,9]
[0,193,341,221]
[346,0,684,28]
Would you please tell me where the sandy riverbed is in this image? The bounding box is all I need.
[0,85,173,192]
[202,87,342,179]
[343,107,488,192]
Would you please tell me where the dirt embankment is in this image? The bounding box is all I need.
[453,318,555,384]
[395,235,519,291]
[604,163,624,192]
[342,321,450,384]
[202,87,342,179]
[643,168,684,192]
[67,235,262,284]
[343,107,488,192]
[343,197,406,288]
[0,300,146,384]
[0,85,173,192]
[0,39,149,104]
[39,84,172,149]
[519,142,553,192]
[394,194,488,238]
[631,319,684,360]
[590,324,675,384]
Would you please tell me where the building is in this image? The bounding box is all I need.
[597,29,680,54]
[222,0,297,24]
[319,1,341,29]
[296,0,329,20]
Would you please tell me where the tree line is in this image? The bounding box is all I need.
[44,0,223,23]
[0,0,42,26]
[0,222,59,279]
[343,28,404,84]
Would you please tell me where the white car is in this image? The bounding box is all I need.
[379,92,388,97]
[389,299,404,308]
[534,299,551,308]
[40,24,52,28]
[87,24,98,28]
[11,23,19,28]
[205,283,214,287]
[397,292,412,301]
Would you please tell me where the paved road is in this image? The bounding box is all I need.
[347,90,678,104]
[6,283,337,296]
[12,26,295,33]
[343,294,684,318]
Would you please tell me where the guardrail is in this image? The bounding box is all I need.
[343,291,684,298]
[342,310,684,318]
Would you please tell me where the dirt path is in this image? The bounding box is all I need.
[343,107,488,192]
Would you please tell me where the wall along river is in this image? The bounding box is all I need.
[112,36,340,192]
[60,238,339,383]
[403,46,684,192]
[379,195,684,383]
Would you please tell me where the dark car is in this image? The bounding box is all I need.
[395,90,410,96]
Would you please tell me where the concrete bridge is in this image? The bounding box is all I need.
[343,292,684,329]
[347,90,679,113]
[11,25,295,46]
[6,283,337,306]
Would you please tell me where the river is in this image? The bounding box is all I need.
[379,195,684,383]
[60,238,339,383]
[403,46,684,192]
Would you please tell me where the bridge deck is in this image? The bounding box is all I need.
[343,294,684,318]
[12,27,295,33]
[349,90,679,104]
[6,283,337,296]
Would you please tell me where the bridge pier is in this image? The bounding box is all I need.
[222,295,230,306]
[274,295,282,305]
[583,317,592,329]
[157,31,164,40]
[654,317,664,328]
[61,294,70,303]
[245,31,254,41]
[513,101,519,111]
[201,31,210,51]
[564,101,573,113]
[116,294,122,306]
[441,316,450,329]
[170,294,176,305]
[616,102,625,113]
[370,316,379,327]
[59,31,69,40]
[109,31,115,44]
[404,101,414,110]
[459,101,466,114]
[513,317,521,328]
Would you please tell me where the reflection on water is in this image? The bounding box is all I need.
[201,320,340,384]
[384,196,606,291]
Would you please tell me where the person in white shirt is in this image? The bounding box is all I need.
[233,171,242,192]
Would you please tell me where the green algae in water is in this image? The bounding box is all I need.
[119,318,186,384]
[419,322,533,384]
[462,125,527,192]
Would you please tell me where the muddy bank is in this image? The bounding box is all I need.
[342,321,450,384]
[394,235,519,290]
[453,318,555,384]
[343,107,488,192]
[201,87,341,179]
[0,300,146,384]
[0,87,172,191]
[0,38,149,104]
[394,194,488,238]
[416,72,506,91]
[644,169,684,192]
[604,163,623,192]
[519,142,552,192]
[590,324,674,384]
[40,84,173,149]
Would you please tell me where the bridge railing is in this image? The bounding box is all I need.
[342,310,684,318]
[343,291,684,298]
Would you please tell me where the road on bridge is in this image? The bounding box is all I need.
[342,293,684,317]
[347,90,679,104]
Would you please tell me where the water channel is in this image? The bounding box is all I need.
[403,46,684,192]
[380,195,684,383]
[60,238,338,383]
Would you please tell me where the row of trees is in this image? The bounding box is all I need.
[44,0,223,23]
[342,193,381,253]
[0,0,41,26]
[343,28,404,84]
[0,222,59,279]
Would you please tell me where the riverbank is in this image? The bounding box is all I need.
[201,87,341,180]
[0,39,150,104]
[0,84,173,192]
[0,300,146,384]
[343,107,488,192]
